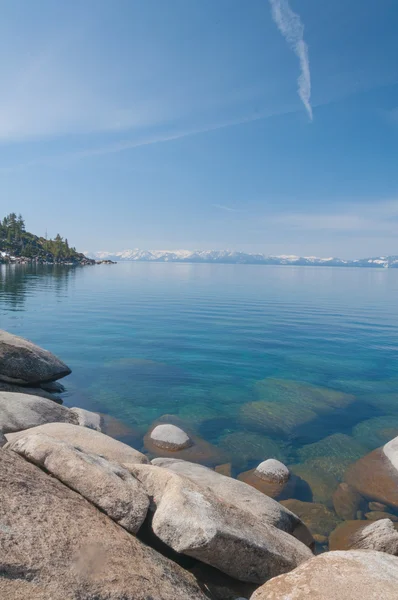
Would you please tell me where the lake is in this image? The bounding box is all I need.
[1,262,398,509]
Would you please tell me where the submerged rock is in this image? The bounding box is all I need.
[5,421,149,465]
[151,458,313,547]
[150,423,193,451]
[0,330,71,385]
[127,463,313,584]
[332,483,366,521]
[352,415,398,450]
[0,392,75,438]
[0,450,209,600]
[144,420,224,466]
[251,550,398,600]
[365,511,398,522]
[7,433,150,534]
[330,519,398,554]
[344,435,398,509]
[218,431,286,468]
[297,433,367,464]
[241,379,355,437]
[280,499,341,539]
[238,460,290,499]
[289,461,339,507]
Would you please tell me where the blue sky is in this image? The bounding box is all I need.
[1,0,398,258]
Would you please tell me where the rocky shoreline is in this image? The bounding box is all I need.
[1,329,398,599]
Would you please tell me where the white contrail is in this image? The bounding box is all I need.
[269,0,313,120]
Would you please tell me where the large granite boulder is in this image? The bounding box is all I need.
[0,392,75,441]
[0,330,71,385]
[0,381,60,401]
[128,463,313,584]
[344,435,398,509]
[329,519,398,554]
[5,421,148,465]
[238,459,291,499]
[0,450,209,600]
[151,458,313,546]
[7,433,149,534]
[251,550,398,599]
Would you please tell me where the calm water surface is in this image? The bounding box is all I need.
[1,262,398,501]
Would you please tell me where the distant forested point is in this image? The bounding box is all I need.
[0,213,94,265]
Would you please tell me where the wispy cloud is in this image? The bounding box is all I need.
[269,0,313,120]
[212,204,247,213]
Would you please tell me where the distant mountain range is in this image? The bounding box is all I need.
[87,249,398,268]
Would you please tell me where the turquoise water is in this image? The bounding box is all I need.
[1,262,398,497]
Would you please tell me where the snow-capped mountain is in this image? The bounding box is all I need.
[87,249,398,268]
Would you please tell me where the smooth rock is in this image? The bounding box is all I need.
[145,419,224,466]
[151,458,313,546]
[0,450,209,600]
[70,407,103,431]
[369,501,389,511]
[0,381,61,402]
[251,550,398,600]
[333,483,366,520]
[150,423,192,450]
[128,463,313,584]
[215,463,232,477]
[237,469,289,499]
[7,433,149,533]
[345,436,398,509]
[5,421,149,465]
[0,391,75,437]
[330,519,398,555]
[365,511,398,522]
[255,459,290,483]
[0,329,71,385]
[280,499,341,538]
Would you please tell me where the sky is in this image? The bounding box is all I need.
[1,0,398,258]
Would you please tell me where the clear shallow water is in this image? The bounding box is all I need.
[1,262,398,503]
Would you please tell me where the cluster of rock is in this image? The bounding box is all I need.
[1,330,398,599]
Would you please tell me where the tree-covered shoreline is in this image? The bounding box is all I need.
[0,213,94,265]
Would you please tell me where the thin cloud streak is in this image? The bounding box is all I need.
[212,204,247,213]
[269,0,313,120]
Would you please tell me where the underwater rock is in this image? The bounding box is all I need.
[365,511,398,522]
[297,433,367,464]
[329,519,398,552]
[352,415,398,451]
[0,329,71,385]
[241,379,354,438]
[238,460,290,499]
[280,499,341,538]
[289,461,339,507]
[150,424,193,451]
[344,435,398,509]
[250,551,398,600]
[332,483,366,521]
[144,418,225,466]
[218,431,286,469]
[215,463,232,477]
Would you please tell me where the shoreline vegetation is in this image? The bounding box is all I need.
[0,212,115,266]
[1,329,398,598]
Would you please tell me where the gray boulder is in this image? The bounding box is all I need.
[151,457,313,546]
[70,407,103,431]
[150,423,193,450]
[128,463,313,584]
[0,449,210,600]
[8,433,149,534]
[251,550,398,600]
[5,421,149,465]
[350,519,398,555]
[0,381,61,402]
[0,330,71,385]
[0,392,75,438]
